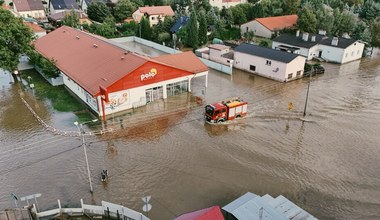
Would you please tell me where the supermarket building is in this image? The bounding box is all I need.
[34,26,208,117]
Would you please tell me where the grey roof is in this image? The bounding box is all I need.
[83,0,107,7]
[234,43,300,63]
[223,192,318,220]
[51,0,78,10]
[273,33,358,49]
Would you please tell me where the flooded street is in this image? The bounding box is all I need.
[1,48,380,220]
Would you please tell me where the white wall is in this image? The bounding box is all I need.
[284,56,306,81]
[241,20,272,38]
[17,10,46,19]
[234,51,288,82]
[272,41,314,60]
[210,0,246,9]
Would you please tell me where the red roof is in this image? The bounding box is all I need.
[153,52,208,74]
[254,14,298,31]
[174,206,224,220]
[138,6,174,16]
[13,0,44,11]
[24,21,45,33]
[34,26,207,96]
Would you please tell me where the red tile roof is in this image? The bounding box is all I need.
[24,21,45,33]
[34,26,207,96]
[254,14,298,31]
[138,6,174,16]
[34,26,149,96]
[153,52,208,74]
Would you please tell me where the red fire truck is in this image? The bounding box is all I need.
[205,97,248,123]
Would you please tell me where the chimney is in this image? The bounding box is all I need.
[296,30,300,37]
[331,37,339,46]
[93,44,98,48]
[311,35,316,42]
[318,30,326,35]
[302,32,309,41]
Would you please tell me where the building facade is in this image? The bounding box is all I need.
[272,31,365,64]
[209,0,247,9]
[13,0,46,19]
[34,26,208,117]
[240,15,298,39]
[132,6,174,26]
[234,43,306,82]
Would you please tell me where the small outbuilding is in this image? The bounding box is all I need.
[234,43,306,82]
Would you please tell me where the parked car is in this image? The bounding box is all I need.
[304,63,325,76]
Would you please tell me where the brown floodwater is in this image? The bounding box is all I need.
[0,48,380,220]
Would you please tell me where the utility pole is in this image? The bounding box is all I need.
[303,67,313,117]
[74,119,98,193]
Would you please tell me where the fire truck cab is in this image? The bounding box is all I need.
[205,97,248,123]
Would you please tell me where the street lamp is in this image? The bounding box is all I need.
[303,66,313,118]
[74,119,98,193]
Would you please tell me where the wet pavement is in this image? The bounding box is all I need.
[0,47,380,220]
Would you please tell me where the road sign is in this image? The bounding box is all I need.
[142,196,152,213]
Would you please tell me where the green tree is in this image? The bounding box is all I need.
[282,0,300,14]
[370,18,380,47]
[220,7,234,27]
[94,16,117,38]
[244,31,254,42]
[198,9,208,45]
[87,1,112,23]
[315,8,334,34]
[113,0,136,22]
[252,3,264,18]
[337,10,356,36]
[231,6,247,25]
[206,7,218,26]
[360,0,380,22]
[62,10,80,28]
[297,4,317,33]
[187,7,198,49]
[0,9,34,72]
[0,0,4,5]
[140,16,152,40]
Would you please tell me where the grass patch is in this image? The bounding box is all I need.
[20,69,88,113]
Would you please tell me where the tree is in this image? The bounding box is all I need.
[113,0,136,22]
[198,9,208,45]
[94,16,117,38]
[315,8,334,34]
[337,10,356,36]
[282,0,300,14]
[370,18,380,47]
[0,0,4,5]
[140,16,152,40]
[297,4,317,33]
[87,1,111,23]
[220,7,233,27]
[206,7,218,27]
[118,20,138,36]
[0,9,34,72]
[231,6,247,25]
[359,0,380,22]
[187,7,198,49]
[62,10,80,28]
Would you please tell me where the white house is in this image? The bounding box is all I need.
[132,6,174,27]
[209,0,247,9]
[272,31,365,64]
[197,44,234,66]
[234,43,306,82]
[240,14,298,39]
[12,0,46,20]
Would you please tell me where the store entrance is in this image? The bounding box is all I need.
[145,86,163,103]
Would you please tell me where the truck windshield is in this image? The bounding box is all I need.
[205,106,214,116]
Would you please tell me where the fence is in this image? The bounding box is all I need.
[33,199,149,220]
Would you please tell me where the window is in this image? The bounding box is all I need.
[351,51,354,56]
[246,27,248,32]
[288,73,293,79]
[357,50,360,55]
[151,17,155,20]
[250,65,256,71]
[345,53,348,58]
[266,60,271,66]
[296,71,301,76]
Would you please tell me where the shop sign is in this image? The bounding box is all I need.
[141,68,157,81]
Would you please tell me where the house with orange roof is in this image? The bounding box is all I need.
[240,14,298,39]
[132,6,174,26]
[12,0,46,20]
[210,0,247,9]
[33,26,208,117]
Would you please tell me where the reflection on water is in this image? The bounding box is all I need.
[1,51,380,220]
